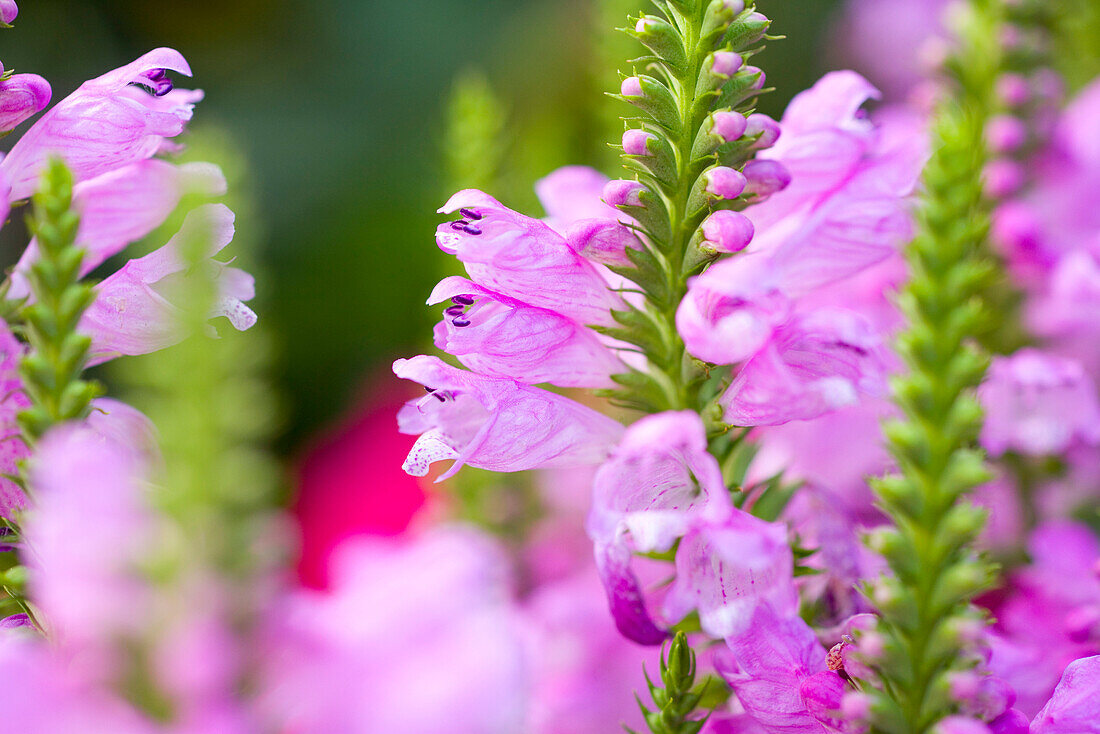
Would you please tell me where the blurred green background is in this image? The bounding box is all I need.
[2,0,913,452]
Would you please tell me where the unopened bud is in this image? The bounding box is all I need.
[711,111,747,141]
[745,113,780,148]
[701,210,754,253]
[0,73,51,132]
[743,65,767,90]
[0,0,17,24]
[711,51,744,77]
[984,159,1025,198]
[743,159,791,197]
[996,73,1031,107]
[621,76,644,98]
[704,166,747,199]
[603,179,645,208]
[622,129,655,157]
[986,115,1027,153]
[722,0,746,12]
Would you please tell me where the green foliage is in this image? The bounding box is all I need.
[863,107,998,734]
[629,632,710,734]
[443,69,510,198]
[602,0,772,415]
[16,159,100,442]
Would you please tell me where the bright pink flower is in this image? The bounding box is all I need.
[10,161,226,300]
[722,309,887,426]
[979,349,1100,457]
[0,72,50,133]
[1030,656,1100,733]
[0,48,202,200]
[665,516,797,639]
[393,355,623,480]
[80,204,257,364]
[262,528,531,733]
[719,606,853,733]
[0,1,16,24]
[429,275,622,388]
[437,190,622,327]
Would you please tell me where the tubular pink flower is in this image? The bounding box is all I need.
[719,606,851,734]
[0,48,201,200]
[393,355,623,480]
[979,349,1100,457]
[1030,656,1100,733]
[721,309,887,426]
[80,204,257,364]
[586,412,734,644]
[0,73,50,133]
[428,276,622,388]
[664,515,797,638]
[676,254,794,366]
[437,190,622,327]
[10,161,226,299]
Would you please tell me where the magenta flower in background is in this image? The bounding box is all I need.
[979,349,1100,457]
[393,355,623,479]
[0,48,202,200]
[0,68,50,133]
[429,275,623,388]
[80,203,257,364]
[263,527,531,734]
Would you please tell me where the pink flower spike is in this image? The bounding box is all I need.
[705,166,748,199]
[393,355,623,480]
[0,48,200,200]
[621,76,644,98]
[10,161,226,300]
[602,179,645,209]
[700,210,754,254]
[80,204,256,364]
[0,1,16,24]
[745,113,781,149]
[622,129,655,157]
[711,52,744,77]
[428,276,622,388]
[0,73,50,133]
[712,110,748,142]
[743,159,792,197]
[979,349,1100,457]
[437,189,622,327]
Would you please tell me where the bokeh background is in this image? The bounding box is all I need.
[2,0,1097,466]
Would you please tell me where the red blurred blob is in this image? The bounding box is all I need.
[293,375,427,589]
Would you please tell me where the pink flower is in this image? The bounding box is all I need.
[0,71,50,133]
[80,204,257,364]
[979,349,1100,457]
[0,48,202,200]
[586,412,733,643]
[10,160,227,300]
[261,528,531,733]
[437,190,622,327]
[665,516,798,639]
[429,275,622,388]
[535,166,621,231]
[0,1,17,24]
[1030,655,1100,733]
[719,606,853,733]
[0,324,32,518]
[393,355,623,480]
[721,309,887,426]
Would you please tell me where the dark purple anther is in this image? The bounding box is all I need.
[462,224,482,235]
[452,318,471,328]
[138,68,174,97]
[451,295,475,306]
[0,614,30,630]
[460,208,484,221]
[445,305,466,317]
[450,220,470,231]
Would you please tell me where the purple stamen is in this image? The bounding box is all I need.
[451,295,475,306]
[461,224,482,235]
[445,305,466,317]
[452,318,471,328]
[450,220,471,231]
[460,208,484,221]
[137,68,174,97]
